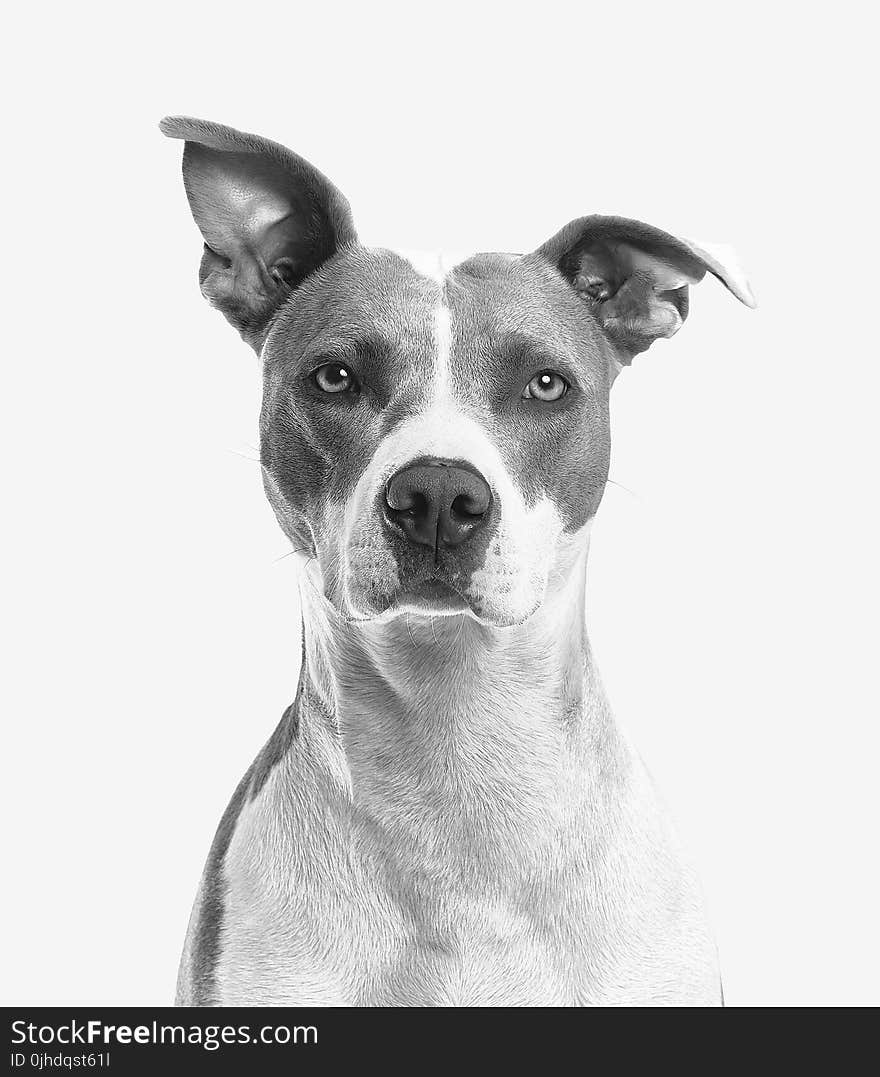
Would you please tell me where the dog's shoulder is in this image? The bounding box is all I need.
[175,693,304,1006]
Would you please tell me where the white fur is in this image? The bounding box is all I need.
[208,552,721,1006]
[391,247,479,286]
[433,302,451,400]
[686,237,757,308]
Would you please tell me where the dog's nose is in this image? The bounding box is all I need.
[385,460,492,550]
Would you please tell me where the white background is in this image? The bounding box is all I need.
[2,2,877,1006]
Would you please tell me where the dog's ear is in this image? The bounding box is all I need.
[161,116,357,350]
[536,216,755,360]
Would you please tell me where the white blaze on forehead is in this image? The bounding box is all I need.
[390,247,481,286]
[387,249,462,408]
[433,303,451,400]
[394,249,446,284]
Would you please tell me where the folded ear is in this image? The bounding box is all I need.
[536,215,755,360]
[161,116,357,350]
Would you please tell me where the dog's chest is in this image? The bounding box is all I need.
[213,753,603,1006]
[198,712,720,1007]
[221,865,579,1006]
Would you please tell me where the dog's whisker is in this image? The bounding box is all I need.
[605,477,639,498]
[274,546,314,563]
[227,448,262,464]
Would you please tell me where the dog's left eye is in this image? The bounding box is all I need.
[523,370,568,402]
[313,362,357,394]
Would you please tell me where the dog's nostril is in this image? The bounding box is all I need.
[386,486,429,517]
[404,492,429,518]
[451,492,488,519]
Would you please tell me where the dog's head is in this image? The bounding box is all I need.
[163,117,754,628]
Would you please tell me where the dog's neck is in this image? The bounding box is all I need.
[294,545,628,879]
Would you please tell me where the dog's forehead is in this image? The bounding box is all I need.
[379,246,594,347]
[266,244,604,371]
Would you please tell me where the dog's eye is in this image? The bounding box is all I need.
[313,362,357,394]
[523,370,568,402]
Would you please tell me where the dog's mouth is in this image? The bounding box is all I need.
[391,576,471,616]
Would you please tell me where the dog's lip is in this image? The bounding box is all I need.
[393,577,470,611]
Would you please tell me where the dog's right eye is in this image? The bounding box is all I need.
[312,362,358,394]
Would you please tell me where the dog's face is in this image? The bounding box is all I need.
[260,249,613,626]
[163,117,753,627]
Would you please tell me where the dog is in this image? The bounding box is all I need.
[162,116,754,1006]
